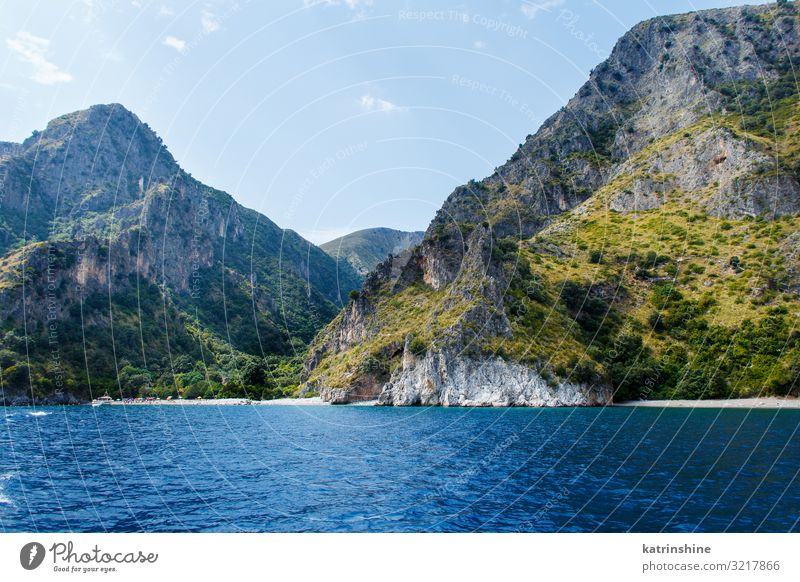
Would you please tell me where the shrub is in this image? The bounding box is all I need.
[569,358,601,385]
[407,334,428,357]
[605,334,662,401]
[560,280,616,338]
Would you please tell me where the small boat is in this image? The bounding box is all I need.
[91,394,113,407]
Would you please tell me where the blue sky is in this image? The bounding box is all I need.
[1,0,769,243]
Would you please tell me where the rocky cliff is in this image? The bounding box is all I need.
[0,104,361,404]
[305,1,800,405]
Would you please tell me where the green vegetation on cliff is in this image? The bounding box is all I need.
[0,104,359,403]
[306,1,800,403]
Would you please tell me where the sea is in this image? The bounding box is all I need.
[1,405,798,532]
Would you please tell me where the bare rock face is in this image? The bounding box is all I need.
[653,128,768,195]
[14,104,180,218]
[608,127,800,218]
[608,177,672,213]
[304,294,377,380]
[447,2,799,230]
[706,175,800,219]
[322,372,390,404]
[0,141,19,157]
[380,350,611,407]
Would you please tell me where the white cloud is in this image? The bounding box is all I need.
[201,10,220,33]
[473,40,486,49]
[163,35,187,53]
[520,0,564,19]
[158,5,174,17]
[359,94,405,113]
[102,50,123,62]
[80,0,104,23]
[5,31,73,85]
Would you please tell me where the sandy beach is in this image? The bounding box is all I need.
[614,397,800,409]
[96,396,800,408]
[102,397,329,406]
[254,397,328,406]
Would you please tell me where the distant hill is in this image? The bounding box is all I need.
[0,104,361,403]
[321,228,424,276]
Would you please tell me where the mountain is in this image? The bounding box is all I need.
[0,104,361,404]
[320,228,425,277]
[304,1,800,405]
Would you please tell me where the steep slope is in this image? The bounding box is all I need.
[305,1,800,405]
[0,104,361,403]
[320,227,425,277]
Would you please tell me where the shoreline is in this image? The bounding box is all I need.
[106,396,796,408]
[5,397,799,409]
[98,397,330,406]
[614,397,800,409]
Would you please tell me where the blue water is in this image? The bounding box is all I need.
[1,405,798,532]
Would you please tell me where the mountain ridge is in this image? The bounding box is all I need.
[0,103,361,404]
[304,1,800,405]
[320,227,425,277]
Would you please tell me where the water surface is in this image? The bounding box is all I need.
[1,405,798,532]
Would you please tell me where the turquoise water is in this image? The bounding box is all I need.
[1,405,798,532]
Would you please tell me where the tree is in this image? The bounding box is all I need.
[605,334,662,401]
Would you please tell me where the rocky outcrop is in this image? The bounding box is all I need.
[430,2,799,235]
[707,174,800,219]
[0,141,18,158]
[308,224,523,404]
[608,176,672,213]
[380,350,611,407]
[305,295,377,378]
[10,104,179,218]
[608,127,800,218]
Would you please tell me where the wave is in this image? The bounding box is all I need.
[27,411,50,417]
[0,472,16,505]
